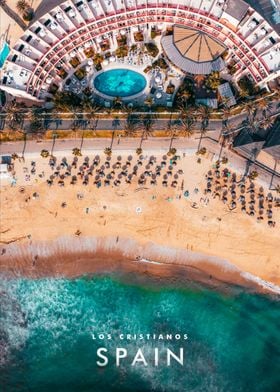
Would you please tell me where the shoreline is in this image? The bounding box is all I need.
[1,152,279,295]
[1,236,280,296]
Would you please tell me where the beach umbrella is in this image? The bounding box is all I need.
[117,156,122,161]
[128,155,133,161]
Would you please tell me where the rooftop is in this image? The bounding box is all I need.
[173,26,226,63]
[224,0,250,22]
[244,0,280,33]
[263,119,280,159]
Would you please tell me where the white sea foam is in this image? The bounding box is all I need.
[1,236,280,295]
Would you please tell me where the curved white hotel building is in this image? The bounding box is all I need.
[0,0,279,102]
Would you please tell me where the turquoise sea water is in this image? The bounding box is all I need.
[93,69,147,97]
[0,275,279,392]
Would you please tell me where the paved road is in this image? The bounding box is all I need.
[1,102,279,133]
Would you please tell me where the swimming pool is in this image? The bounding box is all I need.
[93,68,147,97]
[0,42,10,68]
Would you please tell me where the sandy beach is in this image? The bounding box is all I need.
[0,150,279,294]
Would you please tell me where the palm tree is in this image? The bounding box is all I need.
[113,96,122,108]
[221,106,234,128]
[166,114,179,152]
[243,101,257,121]
[178,90,192,104]
[178,117,195,139]
[104,147,112,156]
[109,116,121,151]
[50,132,57,156]
[72,147,82,156]
[261,116,275,131]
[256,97,272,119]
[196,105,211,152]
[144,96,153,110]
[178,103,196,122]
[52,91,81,113]
[26,107,45,133]
[218,123,234,160]
[41,149,50,158]
[194,74,205,87]
[138,112,156,149]
[4,100,26,131]
[239,88,250,100]
[0,0,26,29]
[71,110,83,132]
[124,112,139,138]
[82,99,99,131]
[16,0,28,15]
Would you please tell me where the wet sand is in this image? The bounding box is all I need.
[0,236,279,296]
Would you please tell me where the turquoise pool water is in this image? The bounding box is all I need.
[1,275,280,391]
[93,68,147,97]
[0,42,10,68]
